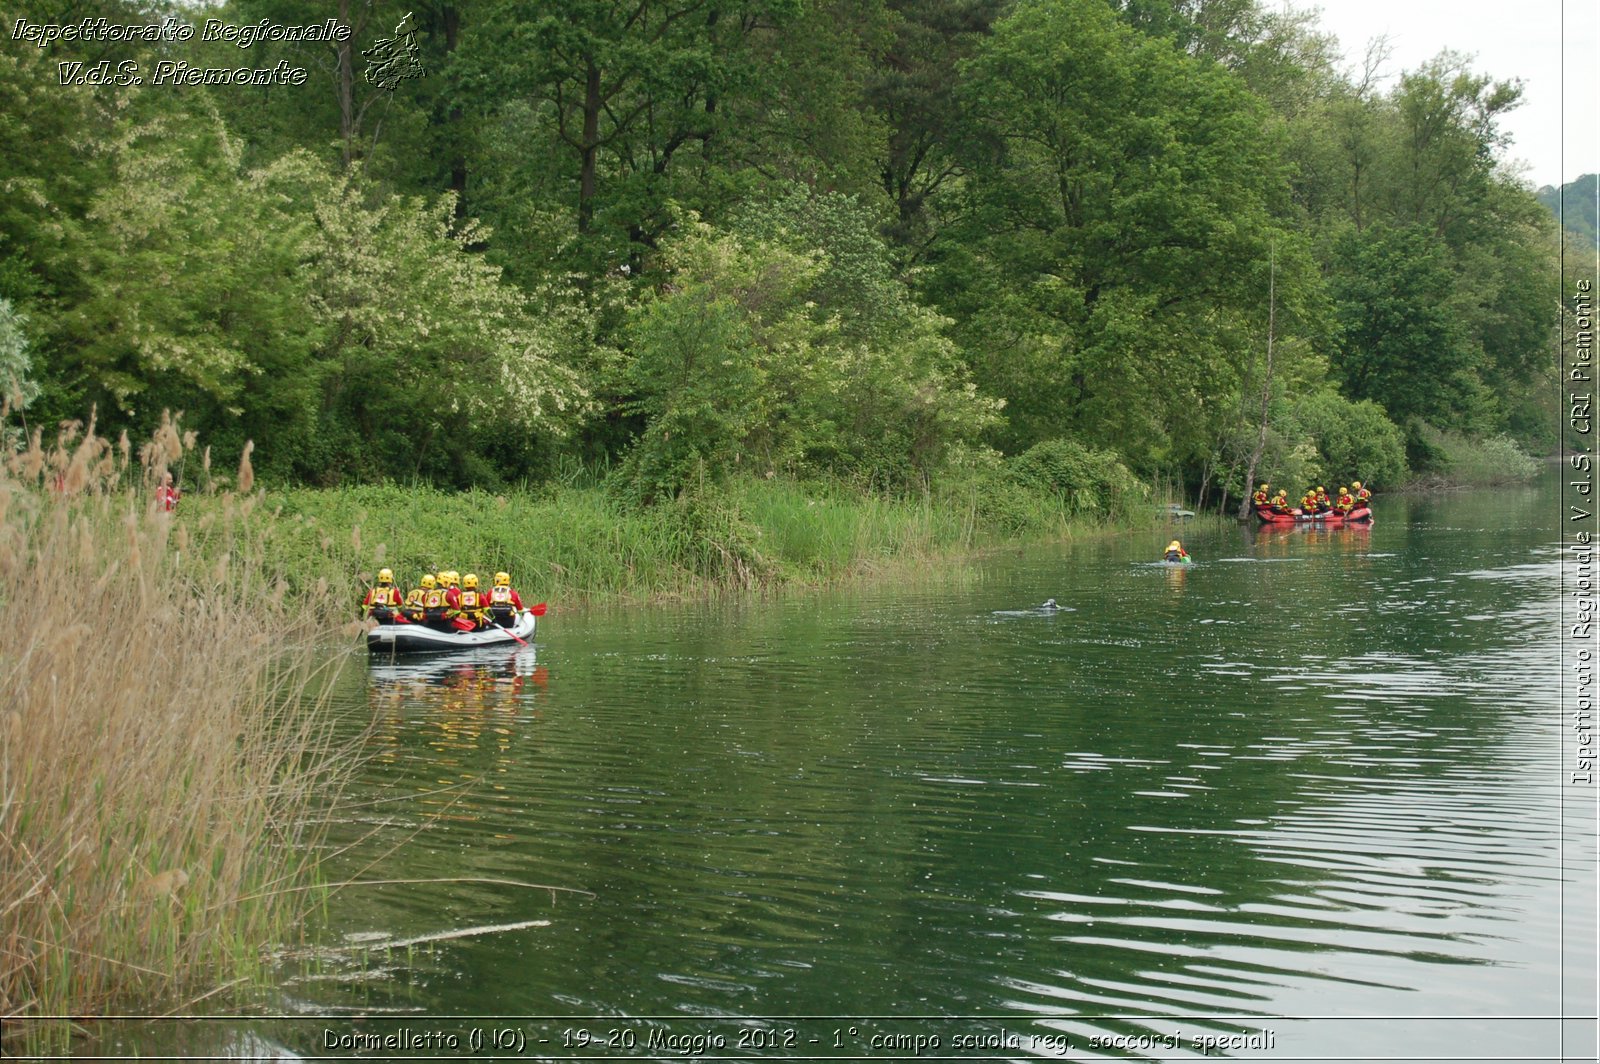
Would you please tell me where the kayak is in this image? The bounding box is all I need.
[1254,505,1372,525]
[367,608,537,653]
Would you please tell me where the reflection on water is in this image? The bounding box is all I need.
[81,479,1593,1061]
[363,646,549,833]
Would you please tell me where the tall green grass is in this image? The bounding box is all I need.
[256,469,1158,609]
[0,416,350,1050]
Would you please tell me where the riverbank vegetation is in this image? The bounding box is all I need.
[0,419,350,1045]
[259,437,1152,604]
[1,0,1560,516]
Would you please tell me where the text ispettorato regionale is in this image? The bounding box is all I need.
[10,17,352,50]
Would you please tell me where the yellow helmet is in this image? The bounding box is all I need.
[443,570,459,586]
[494,571,510,586]
[463,573,479,589]
[1317,486,1325,492]
[1339,486,1348,493]
[377,567,394,583]
[420,574,437,589]
[1258,483,1268,491]
[1352,480,1362,488]
[1167,540,1182,552]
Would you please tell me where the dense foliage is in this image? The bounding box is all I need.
[0,0,1561,506]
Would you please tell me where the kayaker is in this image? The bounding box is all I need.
[361,568,405,624]
[1353,480,1371,509]
[455,573,489,631]
[1335,486,1355,513]
[403,573,435,623]
[487,571,526,627]
[1164,540,1190,562]
[1040,598,1061,611]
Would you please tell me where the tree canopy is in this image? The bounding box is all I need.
[0,0,1560,497]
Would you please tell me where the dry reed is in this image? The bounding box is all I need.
[0,416,348,1044]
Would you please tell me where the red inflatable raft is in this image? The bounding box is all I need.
[1254,505,1372,525]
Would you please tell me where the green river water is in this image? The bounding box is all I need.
[87,477,1595,1061]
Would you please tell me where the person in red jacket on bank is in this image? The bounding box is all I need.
[157,471,181,512]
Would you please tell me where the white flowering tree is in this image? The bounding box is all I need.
[0,298,38,446]
[60,118,592,483]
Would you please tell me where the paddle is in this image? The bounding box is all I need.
[495,602,548,647]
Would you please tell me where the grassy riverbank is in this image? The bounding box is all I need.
[0,421,349,1049]
[254,469,1165,610]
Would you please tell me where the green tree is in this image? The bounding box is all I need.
[0,38,131,412]
[1286,391,1407,488]
[617,214,999,501]
[57,114,323,439]
[475,0,796,256]
[0,297,38,421]
[1285,47,1554,457]
[203,0,436,176]
[936,0,1323,475]
[1111,0,1337,117]
[866,0,1001,257]
[42,104,590,483]
[291,156,595,483]
[1326,223,1477,433]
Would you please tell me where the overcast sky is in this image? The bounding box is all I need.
[1289,0,1598,190]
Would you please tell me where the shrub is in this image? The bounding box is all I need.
[1006,439,1148,518]
[1409,424,1542,485]
[1287,391,1408,489]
